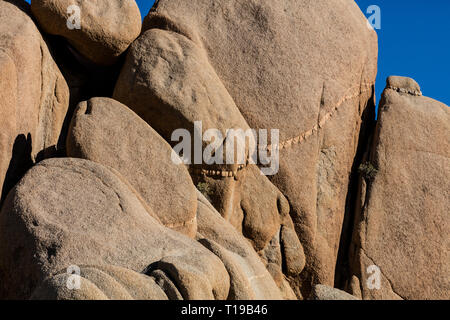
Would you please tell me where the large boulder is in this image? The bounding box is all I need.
[309,285,359,300]
[113,26,250,166]
[115,0,378,295]
[112,27,305,295]
[204,165,306,295]
[31,264,169,300]
[0,0,69,205]
[0,158,230,299]
[196,191,283,300]
[31,0,142,65]
[66,97,198,238]
[348,77,450,300]
[0,51,17,205]
[66,97,292,297]
[30,192,287,301]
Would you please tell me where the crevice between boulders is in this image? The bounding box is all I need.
[334,85,377,290]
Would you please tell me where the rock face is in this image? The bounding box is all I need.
[0,51,17,204]
[66,97,289,297]
[0,0,69,204]
[0,157,284,300]
[0,158,230,299]
[66,97,198,238]
[196,191,283,300]
[115,0,378,295]
[31,264,169,300]
[309,285,359,300]
[113,26,305,294]
[31,0,142,65]
[0,0,445,302]
[113,27,250,161]
[208,165,306,294]
[348,77,450,300]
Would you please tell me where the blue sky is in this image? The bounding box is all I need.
[355,0,449,107]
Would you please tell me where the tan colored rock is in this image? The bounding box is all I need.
[309,285,359,300]
[207,165,305,296]
[113,27,250,175]
[31,0,142,65]
[0,0,69,204]
[0,158,230,299]
[0,52,17,204]
[116,0,377,295]
[348,77,450,300]
[31,194,288,300]
[347,275,362,299]
[48,36,124,114]
[196,190,285,300]
[66,97,296,298]
[385,75,422,96]
[31,264,168,300]
[112,24,305,294]
[66,97,198,238]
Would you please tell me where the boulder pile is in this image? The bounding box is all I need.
[0,0,447,300]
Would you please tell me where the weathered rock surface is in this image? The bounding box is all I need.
[66,97,198,238]
[31,264,169,300]
[0,158,230,299]
[0,51,17,205]
[115,0,378,295]
[31,219,286,301]
[0,0,69,205]
[113,25,305,295]
[309,284,360,300]
[113,26,250,173]
[2,0,444,302]
[196,191,284,300]
[66,97,293,297]
[199,165,306,296]
[348,77,450,300]
[31,0,142,65]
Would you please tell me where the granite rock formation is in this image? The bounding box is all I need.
[0,0,447,301]
[346,77,449,300]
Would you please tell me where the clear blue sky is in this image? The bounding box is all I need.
[136,0,155,18]
[355,0,449,108]
[26,0,449,108]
